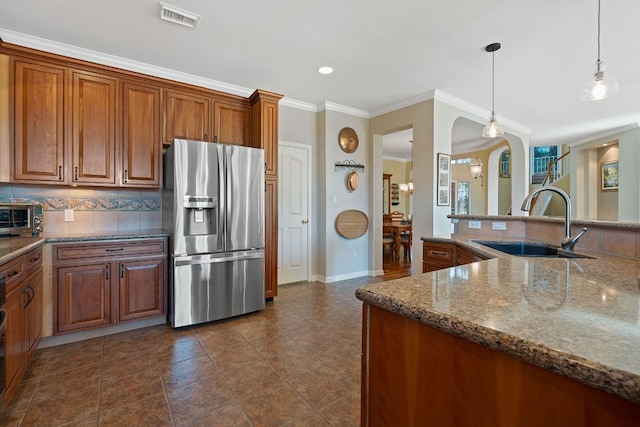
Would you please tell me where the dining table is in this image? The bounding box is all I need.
[383,221,412,259]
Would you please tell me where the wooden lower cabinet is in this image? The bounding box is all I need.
[118,258,165,322]
[2,247,43,403]
[422,241,456,272]
[362,304,640,427]
[4,286,26,403]
[53,238,167,335]
[56,262,112,334]
[423,241,491,272]
[24,267,43,363]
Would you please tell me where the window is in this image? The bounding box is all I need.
[451,158,471,165]
[500,150,510,178]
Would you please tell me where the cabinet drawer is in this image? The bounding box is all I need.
[54,239,166,262]
[2,255,25,293]
[423,243,455,262]
[24,247,42,274]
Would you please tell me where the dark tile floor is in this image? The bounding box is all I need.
[0,275,386,426]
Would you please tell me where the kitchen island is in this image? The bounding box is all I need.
[356,235,640,426]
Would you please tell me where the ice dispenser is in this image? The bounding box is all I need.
[183,196,217,236]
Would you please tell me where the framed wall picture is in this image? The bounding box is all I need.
[437,153,451,206]
[601,160,619,191]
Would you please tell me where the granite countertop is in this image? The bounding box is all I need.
[449,214,640,231]
[0,230,169,265]
[356,233,640,404]
[42,229,169,243]
[0,236,45,265]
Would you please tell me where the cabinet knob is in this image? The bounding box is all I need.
[302,219,308,224]
[58,165,63,180]
[123,169,128,183]
[74,166,78,181]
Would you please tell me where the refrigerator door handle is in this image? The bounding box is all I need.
[174,251,264,267]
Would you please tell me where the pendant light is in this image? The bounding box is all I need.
[468,157,484,187]
[581,0,618,101]
[482,43,504,139]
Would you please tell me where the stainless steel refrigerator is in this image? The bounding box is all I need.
[163,139,265,328]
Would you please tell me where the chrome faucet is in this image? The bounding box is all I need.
[521,186,588,251]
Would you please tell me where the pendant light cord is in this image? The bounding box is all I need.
[491,51,495,118]
[597,0,601,62]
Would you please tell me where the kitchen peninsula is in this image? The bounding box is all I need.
[357,218,640,426]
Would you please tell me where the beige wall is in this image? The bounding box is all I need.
[383,158,411,217]
[597,144,619,221]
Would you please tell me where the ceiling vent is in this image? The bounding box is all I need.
[160,2,200,28]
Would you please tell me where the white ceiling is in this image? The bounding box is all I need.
[2,0,639,160]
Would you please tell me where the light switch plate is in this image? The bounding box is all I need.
[64,209,74,222]
[468,220,481,229]
[492,221,507,231]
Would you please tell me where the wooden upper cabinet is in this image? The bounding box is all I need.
[164,89,210,144]
[213,99,250,145]
[70,70,118,185]
[12,59,66,183]
[122,81,161,187]
[250,90,282,176]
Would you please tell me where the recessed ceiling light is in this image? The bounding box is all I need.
[318,66,334,75]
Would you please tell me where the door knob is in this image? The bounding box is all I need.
[302,219,308,224]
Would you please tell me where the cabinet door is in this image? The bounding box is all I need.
[213,100,250,145]
[118,258,165,322]
[13,59,66,183]
[4,289,26,402]
[122,82,161,187]
[56,262,112,334]
[70,70,118,185]
[164,90,210,144]
[265,177,278,298]
[250,93,280,176]
[24,267,43,363]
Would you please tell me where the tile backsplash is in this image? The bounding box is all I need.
[0,184,162,234]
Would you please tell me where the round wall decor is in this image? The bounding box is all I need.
[335,210,369,239]
[338,127,359,153]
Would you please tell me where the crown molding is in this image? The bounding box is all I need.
[0,28,254,98]
[318,102,369,118]
[369,90,436,117]
[432,89,532,136]
[279,97,317,111]
[0,28,531,136]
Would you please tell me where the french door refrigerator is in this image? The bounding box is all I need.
[163,139,265,328]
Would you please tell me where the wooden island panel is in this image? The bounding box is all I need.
[362,304,640,427]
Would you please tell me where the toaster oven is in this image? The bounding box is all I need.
[0,203,44,237]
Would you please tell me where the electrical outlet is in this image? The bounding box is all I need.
[64,209,74,222]
[492,221,507,231]
[468,220,481,229]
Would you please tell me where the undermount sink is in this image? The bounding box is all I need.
[475,241,595,259]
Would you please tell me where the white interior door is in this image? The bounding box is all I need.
[278,143,309,284]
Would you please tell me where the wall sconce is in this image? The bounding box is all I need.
[399,180,413,195]
[468,157,484,186]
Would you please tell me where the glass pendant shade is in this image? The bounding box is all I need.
[482,115,504,138]
[469,158,483,179]
[581,60,619,101]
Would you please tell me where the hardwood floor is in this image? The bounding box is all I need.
[382,248,412,279]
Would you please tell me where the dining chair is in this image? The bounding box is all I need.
[390,211,404,221]
[400,229,412,261]
[383,225,396,259]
